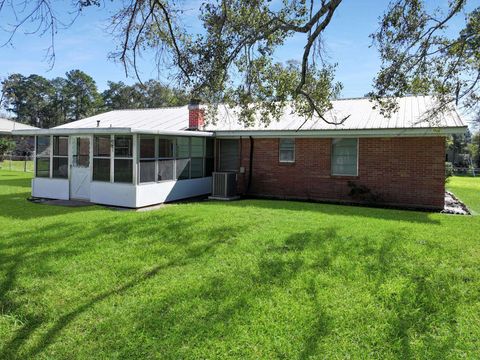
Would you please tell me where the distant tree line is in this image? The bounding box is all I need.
[0,70,189,128]
[447,129,480,169]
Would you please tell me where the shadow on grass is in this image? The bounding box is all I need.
[0,174,103,220]
[0,211,246,359]
[204,198,441,224]
[0,173,461,358]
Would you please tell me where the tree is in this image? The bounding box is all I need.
[62,70,102,121]
[0,1,478,126]
[50,77,69,126]
[470,132,480,167]
[0,137,16,160]
[370,1,480,122]
[102,80,189,111]
[102,81,142,110]
[0,0,344,126]
[1,74,57,128]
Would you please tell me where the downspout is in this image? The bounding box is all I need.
[247,136,254,193]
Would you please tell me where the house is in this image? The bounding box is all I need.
[13,96,467,210]
[0,117,38,135]
[0,118,38,155]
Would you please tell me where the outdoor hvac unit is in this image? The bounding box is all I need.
[211,172,238,200]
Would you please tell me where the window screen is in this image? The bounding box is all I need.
[331,138,358,176]
[36,136,51,177]
[139,136,156,183]
[279,138,295,162]
[114,136,133,157]
[114,159,133,183]
[93,158,110,182]
[52,136,68,178]
[114,135,133,183]
[176,137,190,158]
[36,158,50,178]
[93,136,111,182]
[159,138,174,158]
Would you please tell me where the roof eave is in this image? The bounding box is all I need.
[213,126,468,138]
[12,127,215,137]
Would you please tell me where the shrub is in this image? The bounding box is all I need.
[0,137,16,161]
[347,181,381,203]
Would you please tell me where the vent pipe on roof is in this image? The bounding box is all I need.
[188,99,205,130]
[97,120,100,127]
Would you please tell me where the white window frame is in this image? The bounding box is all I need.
[331,138,359,177]
[279,138,295,163]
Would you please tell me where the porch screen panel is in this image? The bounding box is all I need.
[205,138,214,176]
[36,136,51,177]
[114,135,133,183]
[52,136,68,178]
[331,138,358,176]
[93,135,111,182]
[139,136,156,183]
[190,137,204,178]
[158,138,175,181]
[218,139,239,172]
[176,137,190,179]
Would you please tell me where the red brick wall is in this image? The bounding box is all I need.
[232,137,445,209]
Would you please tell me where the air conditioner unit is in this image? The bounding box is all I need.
[210,172,239,200]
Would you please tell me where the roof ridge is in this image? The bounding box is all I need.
[110,105,188,112]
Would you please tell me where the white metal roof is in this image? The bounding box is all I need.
[206,96,465,132]
[54,106,190,131]
[0,118,38,134]
[12,96,467,137]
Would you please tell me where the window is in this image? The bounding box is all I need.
[36,136,50,177]
[176,137,190,179]
[114,135,133,183]
[137,136,212,184]
[73,137,90,167]
[205,138,214,177]
[52,136,68,178]
[139,136,156,183]
[218,139,239,171]
[190,137,204,178]
[114,135,132,157]
[279,138,295,163]
[93,135,111,182]
[331,138,358,176]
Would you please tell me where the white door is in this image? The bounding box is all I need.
[70,136,91,200]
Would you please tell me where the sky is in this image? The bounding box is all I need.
[0,0,470,99]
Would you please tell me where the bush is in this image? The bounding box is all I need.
[0,137,16,161]
[347,181,381,203]
[445,162,454,182]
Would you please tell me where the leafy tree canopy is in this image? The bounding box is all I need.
[1,71,189,127]
[0,0,478,126]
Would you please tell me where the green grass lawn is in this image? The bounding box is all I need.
[0,160,34,173]
[1,171,479,359]
[447,176,480,214]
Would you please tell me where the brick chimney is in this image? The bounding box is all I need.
[188,99,205,130]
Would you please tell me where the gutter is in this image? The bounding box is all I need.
[12,127,215,137]
[212,126,468,138]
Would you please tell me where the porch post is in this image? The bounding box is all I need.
[132,134,138,185]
